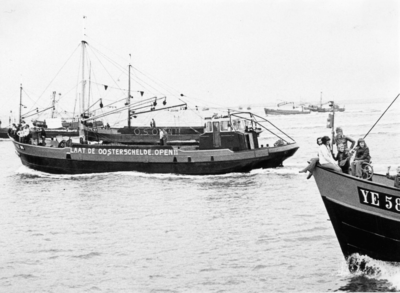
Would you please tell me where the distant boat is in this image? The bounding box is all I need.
[265,101,311,115]
[264,108,311,115]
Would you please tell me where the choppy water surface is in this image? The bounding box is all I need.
[1,102,400,292]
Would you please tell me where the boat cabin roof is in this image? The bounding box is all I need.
[203,115,252,133]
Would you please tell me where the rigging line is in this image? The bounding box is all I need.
[130,65,183,96]
[88,44,128,76]
[232,112,294,142]
[22,89,39,106]
[363,93,400,139]
[85,36,130,68]
[31,43,80,109]
[250,113,295,142]
[130,67,183,100]
[55,81,80,103]
[87,46,125,93]
[129,71,168,96]
[73,47,82,119]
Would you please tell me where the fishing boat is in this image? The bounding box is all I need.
[264,108,311,115]
[312,96,400,263]
[10,112,299,175]
[264,102,311,115]
[9,20,300,175]
[313,166,400,262]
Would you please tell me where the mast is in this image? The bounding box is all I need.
[127,54,132,128]
[51,91,56,118]
[81,16,87,117]
[19,83,22,123]
[320,92,322,107]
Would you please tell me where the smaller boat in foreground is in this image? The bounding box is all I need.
[313,166,400,262]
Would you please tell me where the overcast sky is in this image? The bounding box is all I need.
[1,0,399,121]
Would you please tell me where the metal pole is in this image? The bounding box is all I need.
[51,91,56,118]
[128,54,131,128]
[19,83,22,124]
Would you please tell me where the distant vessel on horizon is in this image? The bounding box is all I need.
[265,101,311,115]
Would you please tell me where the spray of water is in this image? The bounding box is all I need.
[338,254,400,290]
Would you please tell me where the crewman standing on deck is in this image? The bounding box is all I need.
[333,127,355,151]
[386,166,400,188]
[159,129,164,145]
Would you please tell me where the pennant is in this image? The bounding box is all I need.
[104,85,108,90]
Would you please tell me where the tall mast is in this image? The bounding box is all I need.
[19,83,23,123]
[128,54,131,128]
[81,16,87,117]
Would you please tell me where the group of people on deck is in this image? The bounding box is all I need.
[300,126,400,188]
[299,127,371,179]
[8,122,47,145]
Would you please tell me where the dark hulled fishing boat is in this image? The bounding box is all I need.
[313,166,400,262]
[312,96,400,264]
[11,19,300,175]
[11,112,299,175]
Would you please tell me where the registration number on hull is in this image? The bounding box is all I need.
[358,187,400,214]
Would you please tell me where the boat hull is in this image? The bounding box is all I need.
[12,138,299,175]
[0,128,9,139]
[313,166,400,262]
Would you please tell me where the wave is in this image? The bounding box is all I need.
[336,254,400,291]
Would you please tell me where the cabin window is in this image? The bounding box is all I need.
[205,121,213,132]
[220,121,229,132]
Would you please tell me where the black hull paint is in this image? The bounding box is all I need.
[18,148,297,175]
[322,196,400,262]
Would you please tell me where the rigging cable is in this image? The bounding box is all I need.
[31,43,80,109]
[363,93,400,139]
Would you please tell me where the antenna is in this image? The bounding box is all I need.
[82,15,87,43]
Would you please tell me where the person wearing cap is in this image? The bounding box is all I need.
[333,127,355,152]
[318,136,342,172]
[351,138,371,178]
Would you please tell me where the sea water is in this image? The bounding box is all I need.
[1,101,400,292]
